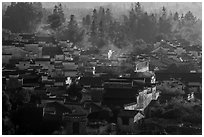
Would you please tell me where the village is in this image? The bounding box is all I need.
[2,30,202,134]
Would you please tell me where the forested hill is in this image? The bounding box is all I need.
[40,2,202,19]
[3,2,202,19]
[2,2,202,48]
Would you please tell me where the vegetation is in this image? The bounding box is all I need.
[47,4,65,29]
[2,2,202,134]
[3,2,201,49]
[163,96,202,124]
[3,2,43,33]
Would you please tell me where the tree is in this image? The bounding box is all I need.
[58,3,65,23]
[91,9,98,37]
[3,2,43,33]
[98,20,104,37]
[55,14,84,44]
[137,12,157,42]
[85,14,91,26]
[135,2,142,16]
[163,96,202,124]
[105,8,112,25]
[166,63,178,73]
[184,11,196,24]
[157,80,185,96]
[132,39,147,53]
[2,91,15,135]
[2,91,11,118]
[161,6,167,19]
[91,20,97,37]
[48,3,65,29]
[67,14,83,43]
[98,6,105,24]
[66,82,82,102]
[15,88,31,105]
[82,17,86,26]
[48,12,62,29]
[158,17,172,36]
[68,14,78,29]
[173,12,179,21]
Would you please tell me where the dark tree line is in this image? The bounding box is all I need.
[80,2,200,50]
[2,2,201,49]
[47,3,65,29]
[3,2,43,33]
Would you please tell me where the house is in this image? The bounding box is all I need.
[167,51,177,59]
[144,100,161,118]
[55,54,65,61]
[103,72,157,108]
[63,61,78,78]
[3,45,28,60]
[42,46,63,59]
[19,33,35,43]
[137,118,165,135]
[35,35,56,44]
[43,78,55,88]
[15,60,30,70]
[131,71,156,84]
[21,73,40,87]
[123,86,158,111]
[178,53,193,63]
[3,69,24,77]
[185,45,202,59]
[6,74,23,90]
[79,76,106,88]
[83,101,103,113]
[14,42,25,48]
[2,53,12,64]
[186,82,202,93]
[2,29,12,41]
[90,88,104,103]
[135,60,149,73]
[117,110,144,134]
[35,58,51,70]
[73,49,80,56]
[174,47,186,56]
[54,77,65,87]
[80,89,92,103]
[151,47,168,55]
[22,85,35,92]
[41,74,48,82]
[52,68,64,78]
[2,76,7,90]
[102,86,138,108]
[43,101,72,121]
[62,103,87,135]
[87,109,112,134]
[24,44,40,58]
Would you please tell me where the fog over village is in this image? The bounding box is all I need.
[2,2,202,135]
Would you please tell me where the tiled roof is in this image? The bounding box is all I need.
[185,45,201,52]
[63,63,78,70]
[103,88,139,98]
[42,46,63,58]
[79,76,105,88]
[45,101,72,114]
[35,58,50,61]
[118,110,140,117]
[36,36,55,43]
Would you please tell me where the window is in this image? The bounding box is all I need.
[121,116,129,125]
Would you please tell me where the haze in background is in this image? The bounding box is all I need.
[3,2,202,19]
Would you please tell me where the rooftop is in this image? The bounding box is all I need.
[42,46,63,58]
[118,110,140,117]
